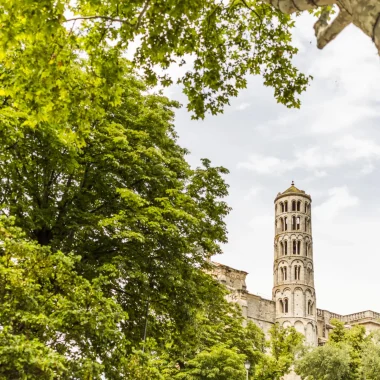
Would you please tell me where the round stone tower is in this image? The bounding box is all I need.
[272,181,317,346]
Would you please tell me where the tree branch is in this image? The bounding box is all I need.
[64,16,129,24]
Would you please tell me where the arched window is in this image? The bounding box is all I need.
[281,242,284,255]
[284,217,288,231]
[281,267,287,281]
[284,241,288,255]
[292,200,296,211]
[284,201,288,212]
[284,298,289,313]
[305,243,308,256]
[297,240,301,255]
[305,203,308,213]
[308,300,313,315]
[305,219,308,232]
[297,201,301,211]
[296,217,300,230]
[292,216,296,230]
[294,265,301,280]
[279,299,284,313]
[281,218,284,232]
[280,202,284,213]
[293,240,297,254]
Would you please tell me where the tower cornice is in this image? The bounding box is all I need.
[274,191,311,202]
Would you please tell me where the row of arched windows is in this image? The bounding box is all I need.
[278,240,311,256]
[278,299,314,315]
[278,265,313,283]
[277,200,310,214]
[278,216,310,233]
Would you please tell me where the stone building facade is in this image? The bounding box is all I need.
[212,182,380,347]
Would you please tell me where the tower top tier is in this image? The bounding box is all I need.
[275,181,311,202]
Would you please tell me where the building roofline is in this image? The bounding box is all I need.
[274,192,312,202]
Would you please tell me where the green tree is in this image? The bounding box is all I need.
[0,217,130,379]
[295,319,372,380]
[360,331,380,380]
[295,344,351,380]
[255,323,304,380]
[0,0,310,123]
[174,344,247,380]
[0,72,232,355]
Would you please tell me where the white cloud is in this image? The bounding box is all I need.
[244,186,263,200]
[314,170,327,178]
[236,102,251,111]
[313,187,359,221]
[334,135,380,159]
[237,154,285,174]
[249,214,273,233]
[237,135,380,175]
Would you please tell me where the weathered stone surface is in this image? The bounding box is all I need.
[260,0,380,55]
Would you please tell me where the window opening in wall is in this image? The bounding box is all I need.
[297,240,301,255]
[285,217,288,231]
[284,298,289,313]
[305,243,308,256]
[284,241,288,255]
[281,242,284,255]
[281,202,284,213]
[292,200,296,211]
[294,265,301,280]
[279,299,284,313]
[308,300,313,315]
[284,201,288,212]
[281,267,287,281]
[296,217,300,230]
[297,201,301,211]
[307,268,312,283]
[293,241,297,254]
[305,219,308,232]
[305,203,307,213]
[292,216,296,230]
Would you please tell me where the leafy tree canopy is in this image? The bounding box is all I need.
[0,67,232,358]
[0,0,310,121]
[295,319,380,380]
[0,217,129,379]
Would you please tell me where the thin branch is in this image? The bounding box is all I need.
[135,0,151,30]
[64,16,129,24]
[240,0,263,24]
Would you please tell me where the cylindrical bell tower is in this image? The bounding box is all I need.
[272,181,317,346]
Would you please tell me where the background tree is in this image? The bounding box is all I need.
[295,344,351,380]
[174,345,247,380]
[295,319,375,380]
[360,331,380,380]
[255,323,304,380]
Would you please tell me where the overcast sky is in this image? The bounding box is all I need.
[168,12,380,316]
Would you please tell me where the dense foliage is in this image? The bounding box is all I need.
[0,2,310,378]
[295,319,380,380]
[0,0,310,121]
